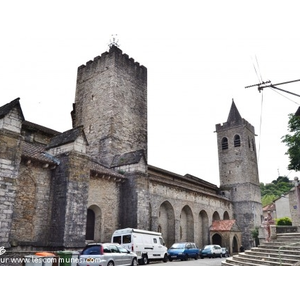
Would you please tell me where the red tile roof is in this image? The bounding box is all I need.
[211,220,236,231]
[262,203,275,212]
[22,141,53,164]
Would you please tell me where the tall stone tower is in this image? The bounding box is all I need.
[71,44,150,230]
[71,44,147,166]
[215,100,262,249]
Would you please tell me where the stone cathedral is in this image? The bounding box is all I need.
[0,44,263,254]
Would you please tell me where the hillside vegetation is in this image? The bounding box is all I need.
[260,176,293,207]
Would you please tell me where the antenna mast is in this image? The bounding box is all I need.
[245,79,300,97]
[108,34,120,48]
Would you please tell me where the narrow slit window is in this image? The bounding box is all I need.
[251,139,255,151]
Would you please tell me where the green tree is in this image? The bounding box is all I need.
[282,113,300,171]
[260,176,293,206]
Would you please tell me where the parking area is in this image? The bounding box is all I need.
[141,256,225,266]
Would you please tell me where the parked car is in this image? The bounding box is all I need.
[221,247,229,257]
[167,242,200,261]
[200,244,222,258]
[77,243,138,266]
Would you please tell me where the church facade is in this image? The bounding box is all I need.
[0,45,262,253]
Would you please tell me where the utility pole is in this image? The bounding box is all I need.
[245,79,300,98]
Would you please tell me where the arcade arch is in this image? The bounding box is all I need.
[223,211,230,220]
[158,201,175,248]
[212,211,221,220]
[198,210,209,248]
[180,205,194,242]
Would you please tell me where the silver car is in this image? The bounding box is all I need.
[78,243,138,266]
[200,244,222,258]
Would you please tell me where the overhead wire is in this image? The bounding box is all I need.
[255,55,264,83]
[258,90,264,163]
[252,59,262,85]
[269,87,300,106]
[251,55,264,164]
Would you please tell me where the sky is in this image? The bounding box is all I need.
[1,0,300,186]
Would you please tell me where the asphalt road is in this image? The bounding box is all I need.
[140,256,226,266]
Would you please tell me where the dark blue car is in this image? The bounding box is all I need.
[167,242,200,261]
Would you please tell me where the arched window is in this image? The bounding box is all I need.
[221,137,228,150]
[234,135,241,147]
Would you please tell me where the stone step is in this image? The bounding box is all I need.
[276,233,300,237]
[272,239,300,244]
[229,253,293,266]
[246,249,300,261]
[221,260,235,266]
[242,251,299,265]
[261,240,300,246]
[252,247,300,257]
[222,256,262,266]
[276,235,300,240]
[222,231,300,266]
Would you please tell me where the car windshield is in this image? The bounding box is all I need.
[118,246,129,254]
[170,243,185,249]
[82,245,101,255]
[204,245,212,249]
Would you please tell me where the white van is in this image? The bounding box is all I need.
[111,228,168,265]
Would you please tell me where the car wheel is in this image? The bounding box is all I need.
[200,256,204,259]
[163,253,168,263]
[131,258,138,266]
[169,257,173,262]
[219,253,222,258]
[194,254,198,260]
[141,255,148,265]
[107,261,114,266]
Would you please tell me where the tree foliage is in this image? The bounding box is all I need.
[260,176,293,206]
[282,113,300,171]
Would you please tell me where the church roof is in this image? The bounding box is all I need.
[23,120,60,136]
[210,220,239,232]
[90,161,125,179]
[21,141,58,164]
[46,126,87,149]
[111,149,146,167]
[0,98,24,120]
[227,100,242,124]
[21,139,126,178]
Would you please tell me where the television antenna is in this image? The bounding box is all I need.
[108,34,120,48]
[245,79,300,98]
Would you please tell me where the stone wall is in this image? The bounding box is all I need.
[289,188,300,226]
[88,176,121,242]
[49,151,89,248]
[10,163,52,246]
[0,107,23,247]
